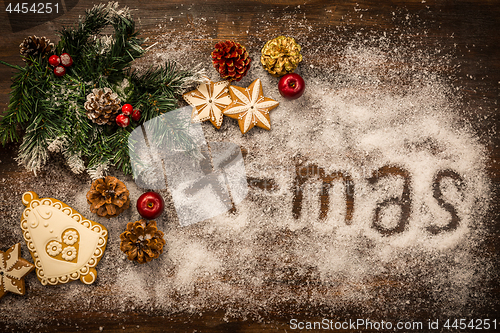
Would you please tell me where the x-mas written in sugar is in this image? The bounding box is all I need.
[251,163,469,238]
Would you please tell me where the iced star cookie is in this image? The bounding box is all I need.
[0,243,35,300]
[183,77,232,129]
[20,192,108,285]
[223,78,279,134]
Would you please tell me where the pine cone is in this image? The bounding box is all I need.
[120,219,166,264]
[211,40,251,82]
[19,35,54,62]
[261,36,303,77]
[86,176,130,218]
[84,88,122,125]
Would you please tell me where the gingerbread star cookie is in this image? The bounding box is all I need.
[223,78,279,134]
[183,78,232,129]
[0,243,35,300]
[20,191,108,286]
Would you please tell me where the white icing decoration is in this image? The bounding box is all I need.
[62,246,77,261]
[4,276,21,293]
[4,245,16,272]
[20,192,108,286]
[42,210,52,219]
[46,241,62,256]
[82,271,96,285]
[22,192,35,205]
[63,230,78,245]
[28,210,41,228]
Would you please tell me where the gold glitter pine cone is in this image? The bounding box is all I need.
[84,88,122,126]
[120,219,166,264]
[19,35,54,62]
[211,40,251,82]
[260,36,303,77]
[87,176,130,218]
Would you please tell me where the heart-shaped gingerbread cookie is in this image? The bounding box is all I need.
[20,192,108,285]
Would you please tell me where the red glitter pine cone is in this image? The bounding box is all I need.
[211,40,251,82]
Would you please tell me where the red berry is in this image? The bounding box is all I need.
[122,104,133,116]
[48,55,60,67]
[131,109,141,122]
[54,66,66,77]
[116,114,130,127]
[60,53,73,67]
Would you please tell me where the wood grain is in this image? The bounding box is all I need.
[0,0,499,332]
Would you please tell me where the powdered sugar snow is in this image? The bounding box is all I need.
[124,21,492,319]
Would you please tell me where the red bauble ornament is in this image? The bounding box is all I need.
[278,73,305,100]
[60,53,73,67]
[54,66,66,77]
[131,109,141,122]
[137,192,164,220]
[48,55,60,67]
[122,104,133,116]
[116,114,130,127]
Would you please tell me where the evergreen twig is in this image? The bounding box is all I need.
[0,2,199,176]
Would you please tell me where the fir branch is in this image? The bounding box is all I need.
[16,113,58,175]
[129,61,205,122]
[0,59,52,144]
[58,1,144,86]
[57,3,113,57]
[109,127,133,175]
[87,161,109,180]
[47,136,85,174]
[130,61,192,97]
[0,60,21,70]
[0,2,196,176]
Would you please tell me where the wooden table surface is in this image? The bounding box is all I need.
[1,0,499,332]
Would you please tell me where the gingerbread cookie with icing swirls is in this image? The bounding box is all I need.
[20,191,108,285]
